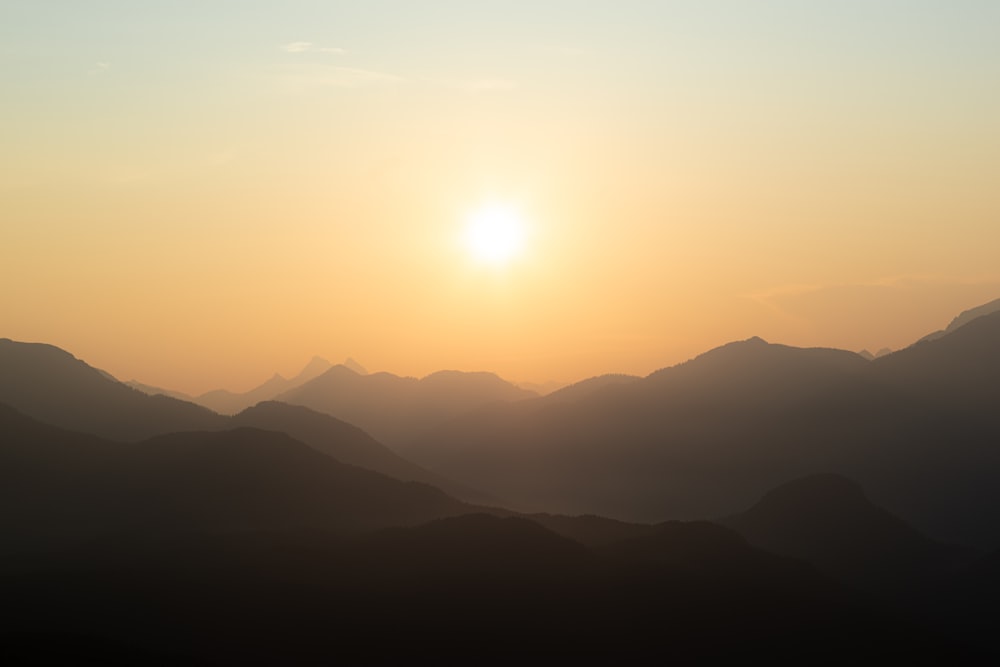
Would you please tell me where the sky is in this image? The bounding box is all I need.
[2,1,999,394]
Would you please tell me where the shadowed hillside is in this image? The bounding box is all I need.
[0,404,478,557]
[0,339,224,441]
[722,474,970,588]
[230,401,491,503]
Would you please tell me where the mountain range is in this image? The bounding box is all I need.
[4,298,1000,661]
[402,307,1000,548]
[275,364,538,446]
[126,355,335,414]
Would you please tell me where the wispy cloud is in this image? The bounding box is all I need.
[88,61,110,75]
[281,42,347,55]
[269,63,400,91]
[281,41,313,53]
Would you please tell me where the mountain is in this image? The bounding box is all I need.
[858,348,893,360]
[123,379,193,402]
[516,379,566,395]
[277,364,537,447]
[917,296,1000,343]
[0,403,478,555]
[0,338,224,441]
[229,401,490,503]
[193,355,332,415]
[406,337,871,517]
[342,357,368,375]
[721,474,969,588]
[535,373,640,405]
[405,307,1000,547]
[0,339,500,499]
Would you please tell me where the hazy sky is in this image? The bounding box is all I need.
[3,1,999,393]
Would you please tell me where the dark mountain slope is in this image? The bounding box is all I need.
[0,338,224,441]
[230,401,491,503]
[722,474,969,587]
[0,404,476,556]
[917,296,1000,343]
[872,309,1000,411]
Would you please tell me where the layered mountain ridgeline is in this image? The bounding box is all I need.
[917,296,1000,344]
[0,339,225,441]
[126,355,336,414]
[5,299,1000,548]
[191,355,334,415]
[0,404,480,557]
[0,341,488,501]
[230,401,492,503]
[276,365,538,446]
[405,308,1000,548]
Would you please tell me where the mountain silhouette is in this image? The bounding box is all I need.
[0,338,224,441]
[277,364,537,446]
[0,403,477,555]
[917,296,1000,343]
[405,304,1000,547]
[191,355,332,415]
[342,356,368,374]
[0,340,479,493]
[229,401,490,503]
[123,379,193,402]
[535,372,640,404]
[406,336,871,517]
[721,473,969,587]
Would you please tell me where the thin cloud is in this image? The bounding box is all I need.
[282,41,312,53]
[88,61,110,75]
[270,63,401,91]
[281,42,347,55]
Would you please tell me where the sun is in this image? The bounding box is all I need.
[463,203,527,266]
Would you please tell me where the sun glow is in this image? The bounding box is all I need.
[463,204,527,266]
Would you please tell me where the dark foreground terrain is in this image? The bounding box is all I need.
[1,404,996,664]
[2,515,985,665]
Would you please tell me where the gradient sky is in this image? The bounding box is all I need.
[3,1,999,394]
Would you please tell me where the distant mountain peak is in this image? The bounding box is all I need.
[343,357,368,375]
